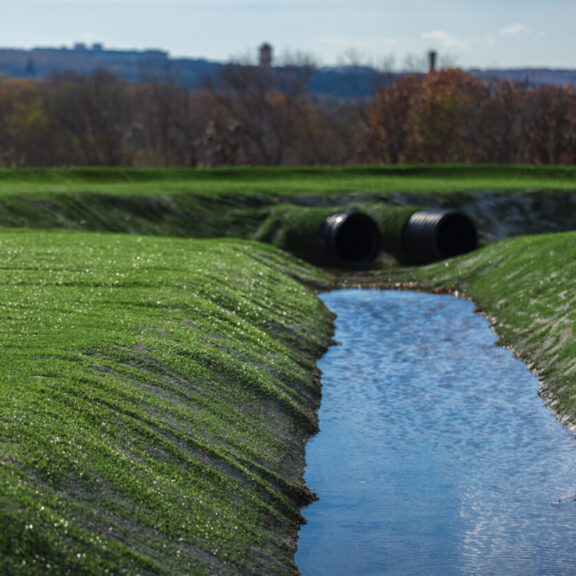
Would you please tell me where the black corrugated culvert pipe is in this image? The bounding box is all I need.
[318,211,381,267]
[360,204,478,265]
[402,209,478,264]
[254,205,381,268]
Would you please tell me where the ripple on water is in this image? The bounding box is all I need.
[297,289,576,576]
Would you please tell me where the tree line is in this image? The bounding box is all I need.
[0,66,574,167]
[364,69,576,164]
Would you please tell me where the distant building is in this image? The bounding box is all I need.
[259,42,273,68]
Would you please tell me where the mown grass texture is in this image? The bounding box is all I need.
[1,165,576,197]
[3,165,576,575]
[0,230,333,575]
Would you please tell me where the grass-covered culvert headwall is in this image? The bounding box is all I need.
[253,203,478,268]
[0,230,334,575]
[254,204,382,268]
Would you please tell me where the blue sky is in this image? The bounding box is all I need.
[1,0,575,69]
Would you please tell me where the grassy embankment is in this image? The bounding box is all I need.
[2,165,576,574]
[0,230,334,575]
[0,165,576,239]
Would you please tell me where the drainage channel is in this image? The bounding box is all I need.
[296,289,576,576]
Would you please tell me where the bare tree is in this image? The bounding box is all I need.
[198,47,322,165]
[44,70,133,165]
[525,85,576,164]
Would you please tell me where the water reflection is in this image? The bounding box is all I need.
[297,289,576,576]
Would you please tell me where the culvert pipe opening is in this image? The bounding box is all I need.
[318,211,381,268]
[402,209,478,264]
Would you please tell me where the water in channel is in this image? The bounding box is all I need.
[296,289,576,576]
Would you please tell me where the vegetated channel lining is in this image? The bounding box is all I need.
[0,230,334,576]
[2,166,576,574]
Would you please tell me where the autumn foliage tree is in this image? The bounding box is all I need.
[365,69,576,165]
[470,80,529,163]
[364,75,422,164]
[406,69,488,162]
[524,85,576,164]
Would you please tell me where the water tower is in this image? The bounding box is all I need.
[259,42,273,68]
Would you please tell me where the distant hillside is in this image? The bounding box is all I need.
[0,44,575,99]
[470,68,576,88]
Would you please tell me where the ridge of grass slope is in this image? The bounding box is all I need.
[0,230,333,575]
[2,165,576,196]
[0,167,575,254]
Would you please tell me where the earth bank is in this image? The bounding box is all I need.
[2,167,576,574]
[0,232,334,575]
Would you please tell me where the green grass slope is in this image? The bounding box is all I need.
[0,230,333,575]
[3,165,576,574]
